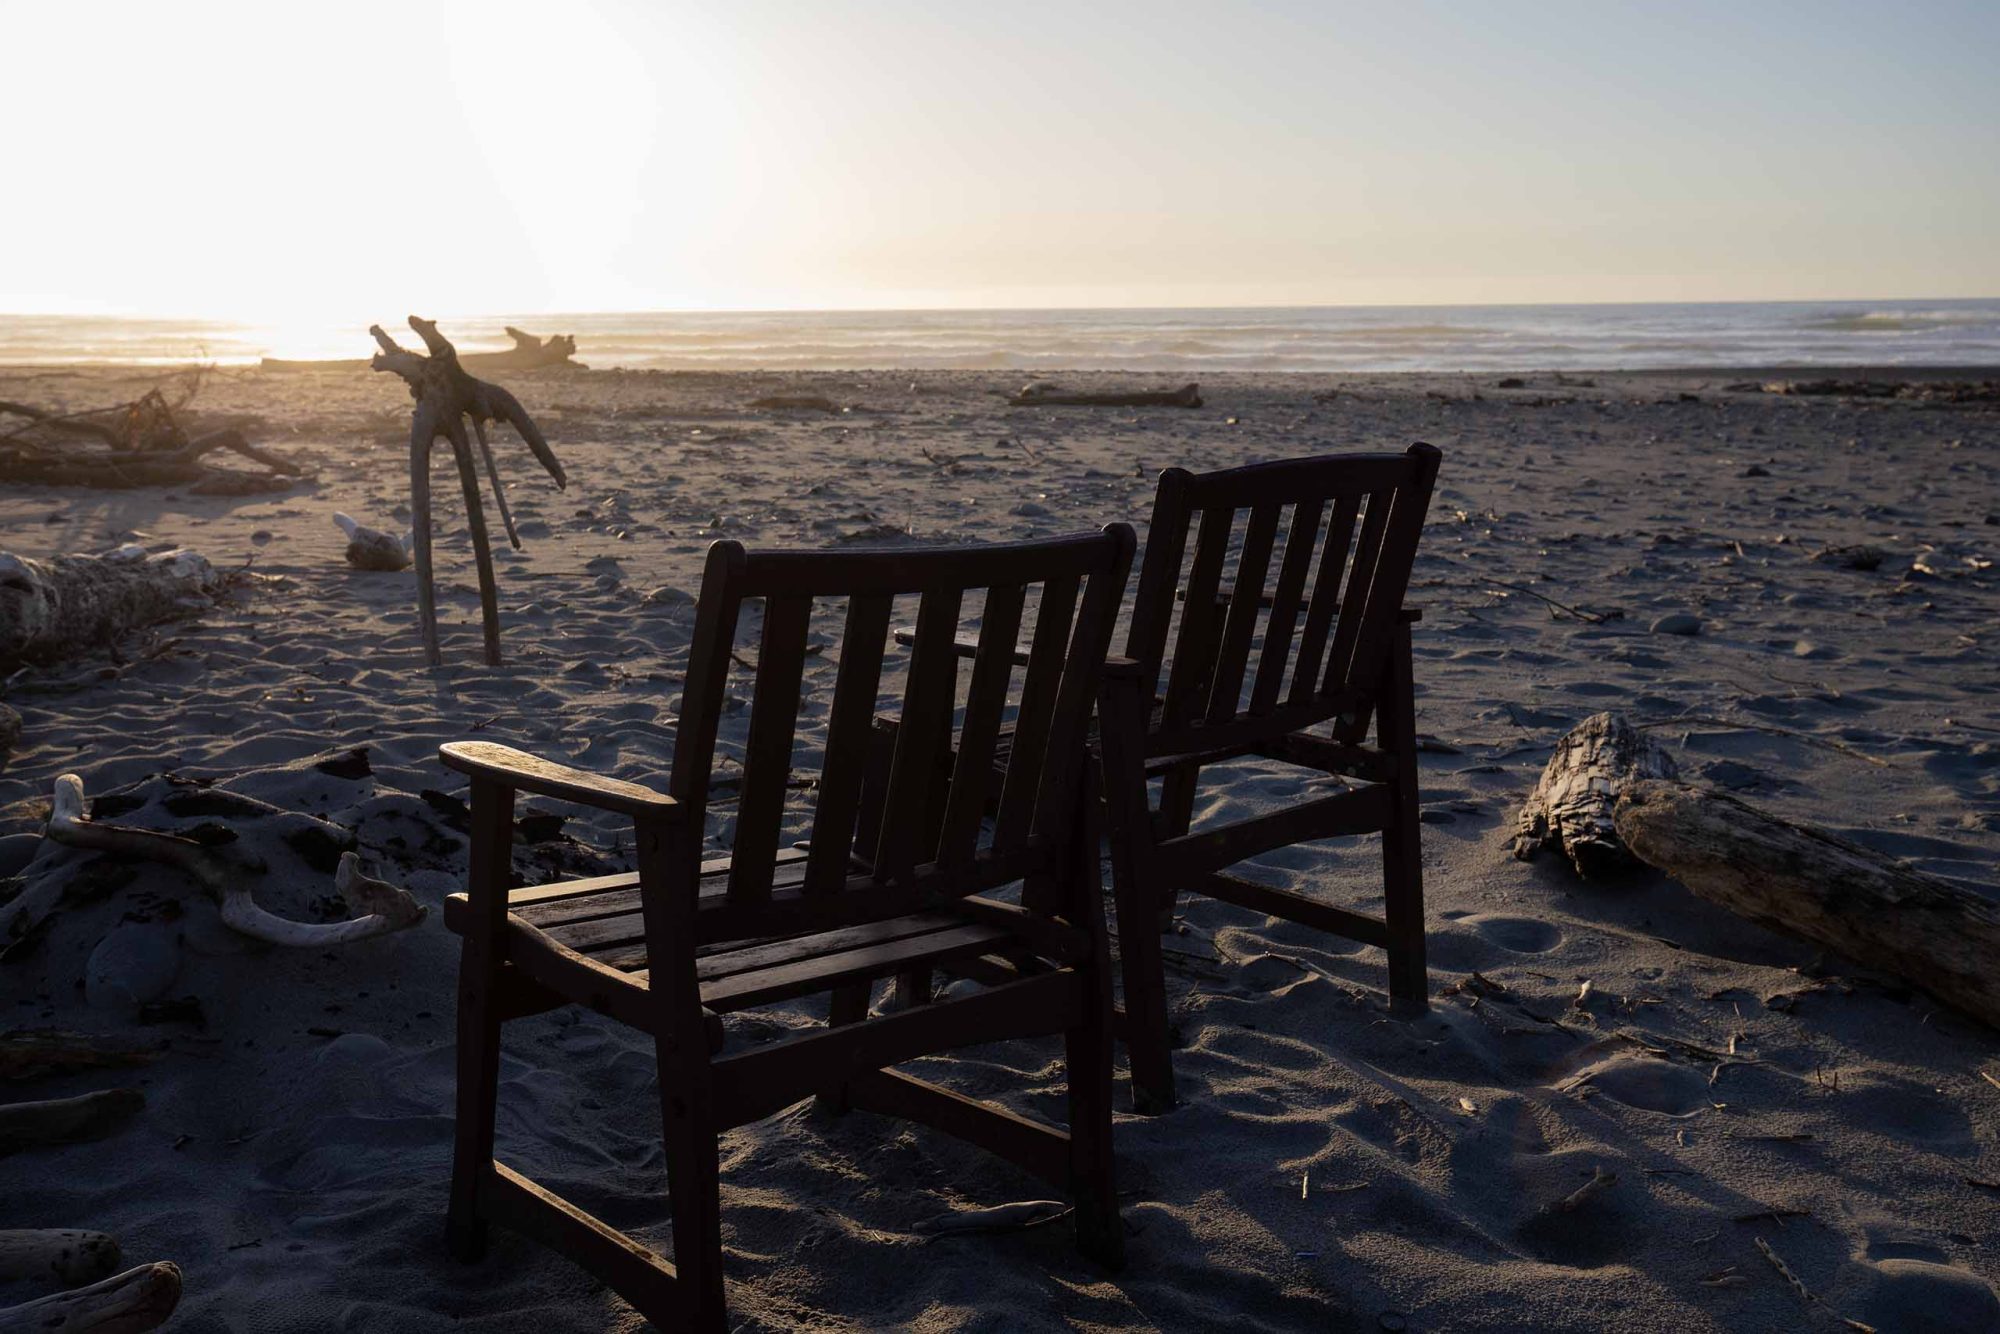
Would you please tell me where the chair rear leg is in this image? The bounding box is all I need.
[1379,620,1428,1013]
[815,981,872,1115]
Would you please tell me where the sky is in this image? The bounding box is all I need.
[2,0,1996,320]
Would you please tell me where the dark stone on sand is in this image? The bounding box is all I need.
[1495,377,1526,389]
[1741,464,1770,477]
[1649,612,1701,636]
[1812,544,1886,571]
[313,747,373,781]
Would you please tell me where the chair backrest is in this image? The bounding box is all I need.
[1125,445,1440,751]
[670,526,1135,940]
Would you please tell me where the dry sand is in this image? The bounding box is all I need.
[2,363,1998,1332]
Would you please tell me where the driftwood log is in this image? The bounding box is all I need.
[1514,712,1678,876]
[0,1229,121,1286]
[259,325,581,373]
[0,1088,143,1154]
[1615,780,2000,1031]
[369,316,568,666]
[0,1030,160,1083]
[1,378,302,494]
[0,1260,181,1333]
[3,775,423,951]
[1008,382,1203,408]
[0,547,226,671]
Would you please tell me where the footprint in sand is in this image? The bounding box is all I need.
[1850,1258,2000,1333]
[1426,912,1561,970]
[1554,1051,1710,1116]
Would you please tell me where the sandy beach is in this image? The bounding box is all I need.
[3,362,1998,1332]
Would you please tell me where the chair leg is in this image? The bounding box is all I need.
[448,776,514,1261]
[658,1033,726,1332]
[1065,1009,1124,1268]
[815,981,871,1115]
[1110,847,1176,1115]
[446,948,502,1260]
[1380,620,1429,1014]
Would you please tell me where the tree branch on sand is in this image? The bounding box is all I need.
[369,317,568,666]
[0,368,304,494]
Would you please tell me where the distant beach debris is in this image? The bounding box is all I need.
[1731,377,2000,403]
[261,325,583,374]
[747,393,843,412]
[1810,543,1887,572]
[1008,381,1203,408]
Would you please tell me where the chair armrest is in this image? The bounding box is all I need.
[439,741,681,819]
[891,626,1033,666]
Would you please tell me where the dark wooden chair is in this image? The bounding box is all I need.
[440,526,1135,1332]
[1099,445,1441,1112]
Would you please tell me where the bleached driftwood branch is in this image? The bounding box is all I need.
[25,775,422,948]
[0,547,225,671]
[1514,712,1678,876]
[1614,779,2000,1031]
[0,1260,181,1333]
[369,316,567,666]
[0,1229,121,1286]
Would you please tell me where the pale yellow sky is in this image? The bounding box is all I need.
[3,0,1995,320]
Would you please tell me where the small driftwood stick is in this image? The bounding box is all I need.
[0,1229,122,1286]
[0,547,225,672]
[30,775,423,948]
[0,1088,144,1154]
[369,316,565,666]
[0,1260,181,1333]
[1615,779,2000,1030]
[1514,712,1678,876]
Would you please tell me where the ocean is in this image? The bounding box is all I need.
[2,299,1997,373]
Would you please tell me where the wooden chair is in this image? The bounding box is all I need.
[1098,445,1441,1112]
[440,526,1135,1332]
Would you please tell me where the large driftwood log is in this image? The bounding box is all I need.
[14,775,423,950]
[1514,713,1678,876]
[259,325,581,373]
[1009,381,1203,408]
[0,1230,121,1286]
[1614,780,2000,1031]
[370,316,568,666]
[0,1088,143,1154]
[0,1260,181,1333]
[0,547,225,671]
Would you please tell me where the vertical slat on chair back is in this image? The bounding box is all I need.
[1124,445,1441,738]
[671,528,1134,933]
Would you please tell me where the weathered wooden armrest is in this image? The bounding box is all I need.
[439,741,681,819]
[890,626,1033,665]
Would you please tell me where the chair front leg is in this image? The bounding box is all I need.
[1063,763,1125,1266]
[1098,675,1177,1114]
[636,810,727,1331]
[448,777,516,1260]
[1378,619,1429,1014]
